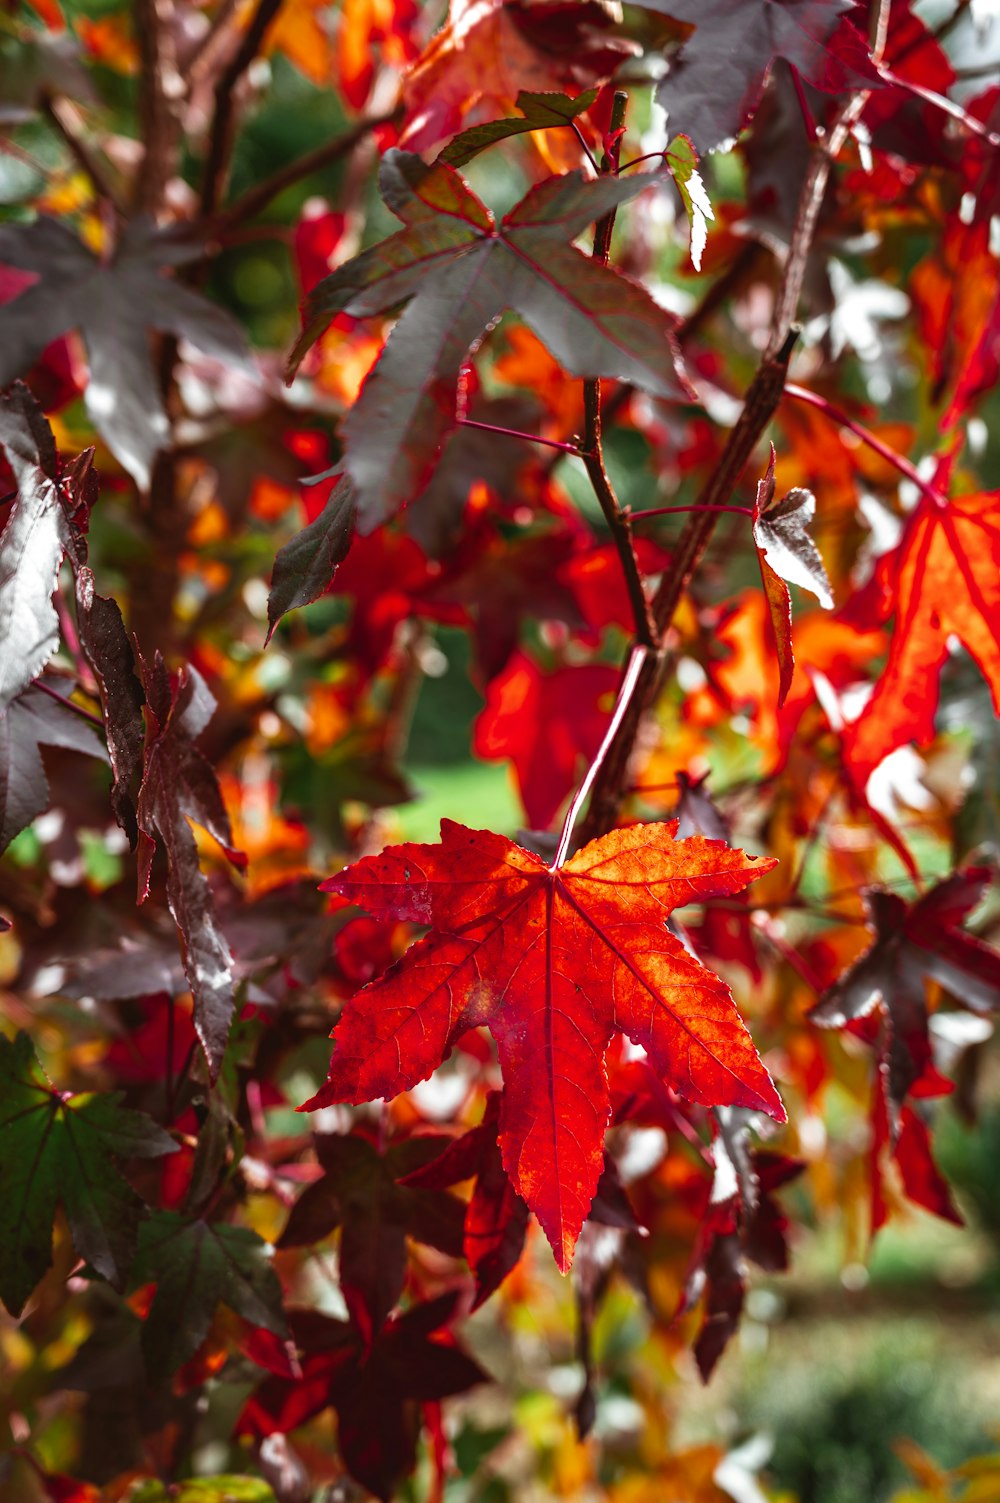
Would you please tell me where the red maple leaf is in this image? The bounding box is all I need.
[844,486,1000,784]
[305,819,783,1269]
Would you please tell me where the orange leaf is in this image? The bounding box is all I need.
[845,489,1000,783]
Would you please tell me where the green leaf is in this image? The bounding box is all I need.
[438,88,599,167]
[127,1477,276,1503]
[0,1032,176,1316]
[288,151,692,529]
[131,1211,287,1377]
[665,134,715,271]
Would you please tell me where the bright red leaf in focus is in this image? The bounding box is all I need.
[306,819,783,1269]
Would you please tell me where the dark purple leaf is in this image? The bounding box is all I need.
[136,654,245,1078]
[634,0,881,152]
[265,475,356,641]
[0,680,106,854]
[288,152,691,528]
[278,1131,465,1343]
[76,567,145,847]
[0,218,252,488]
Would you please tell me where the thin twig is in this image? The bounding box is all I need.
[552,644,651,868]
[457,416,581,456]
[34,678,105,730]
[784,384,949,507]
[184,0,244,91]
[581,90,659,652]
[40,92,121,210]
[215,106,403,232]
[575,0,897,846]
[199,0,284,219]
[876,65,1000,149]
[631,502,753,521]
[570,120,600,177]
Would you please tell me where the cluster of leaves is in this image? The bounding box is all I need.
[1,0,1000,1500]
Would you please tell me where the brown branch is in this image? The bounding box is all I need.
[581,91,659,652]
[184,0,244,91]
[133,0,181,214]
[40,92,122,211]
[214,106,402,232]
[199,0,285,220]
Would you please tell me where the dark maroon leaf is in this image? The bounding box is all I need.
[265,475,356,642]
[809,869,1000,1128]
[278,1131,465,1343]
[634,0,881,152]
[684,1129,803,1379]
[0,383,73,712]
[135,654,245,1078]
[439,87,599,167]
[407,391,542,557]
[239,1294,488,1502]
[0,217,252,488]
[288,151,691,528]
[76,567,145,847]
[402,1093,532,1308]
[0,680,106,854]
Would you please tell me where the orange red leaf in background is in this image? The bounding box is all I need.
[844,487,1000,785]
[400,0,637,162]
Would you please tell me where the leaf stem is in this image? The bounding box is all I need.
[581,90,659,652]
[570,121,601,177]
[456,416,581,455]
[34,678,105,730]
[877,66,1000,149]
[551,644,651,869]
[784,383,950,508]
[618,151,664,173]
[631,502,754,521]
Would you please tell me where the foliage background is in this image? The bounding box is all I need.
[2,0,1000,1500]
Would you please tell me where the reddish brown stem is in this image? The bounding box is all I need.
[877,66,1000,148]
[34,679,105,730]
[457,416,580,455]
[785,383,949,508]
[631,502,754,521]
[133,0,181,215]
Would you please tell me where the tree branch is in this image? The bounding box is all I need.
[214,106,402,232]
[133,0,181,214]
[40,92,122,212]
[573,0,897,846]
[199,0,284,219]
